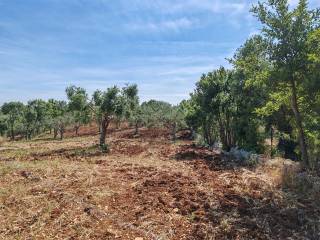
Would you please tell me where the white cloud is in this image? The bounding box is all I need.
[127,17,194,32]
[129,0,248,14]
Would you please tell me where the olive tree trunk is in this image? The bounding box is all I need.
[134,122,139,135]
[10,123,14,141]
[171,122,177,142]
[99,117,110,147]
[59,126,64,140]
[75,125,80,136]
[53,128,58,139]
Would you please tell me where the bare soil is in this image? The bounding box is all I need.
[0,126,319,239]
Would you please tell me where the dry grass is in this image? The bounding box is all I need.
[0,136,4,144]
[0,127,320,239]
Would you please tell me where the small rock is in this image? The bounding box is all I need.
[135,238,143,240]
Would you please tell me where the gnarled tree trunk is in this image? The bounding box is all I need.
[99,116,110,147]
[59,126,64,140]
[134,122,139,135]
[10,124,14,141]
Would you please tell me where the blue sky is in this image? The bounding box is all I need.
[0,0,319,104]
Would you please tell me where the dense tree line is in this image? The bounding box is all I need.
[183,0,320,168]
[0,0,319,169]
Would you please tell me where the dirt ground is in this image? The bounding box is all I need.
[0,126,319,240]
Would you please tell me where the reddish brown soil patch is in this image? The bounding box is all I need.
[1,127,319,239]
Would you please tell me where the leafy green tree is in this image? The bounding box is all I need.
[22,103,37,140]
[305,28,320,166]
[0,113,7,136]
[54,113,74,140]
[163,105,186,142]
[1,102,24,140]
[230,36,272,153]
[28,99,47,135]
[91,90,103,133]
[66,85,91,135]
[251,0,320,166]
[188,66,266,152]
[92,86,123,147]
[140,100,186,141]
[122,84,141,134]
[140,100,170,128]
[46,99,69,139]
[190,68,237,150]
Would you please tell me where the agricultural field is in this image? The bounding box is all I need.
[1,125,319,240]
[1,0,320,239]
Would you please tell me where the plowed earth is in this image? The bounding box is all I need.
[0,126,319,239]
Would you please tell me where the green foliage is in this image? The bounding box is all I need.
[140,100,172,128]
[1,102,24,140]
[307,29,320,64]
[0,113,7,136]
[66,85,91,134]
[250,0,320,166]
[187,67,264,152]
[139,100,186,140]
[45,99,70,139]
[93,85,129,146]
[122,84,140,131]
[0,0,318,169]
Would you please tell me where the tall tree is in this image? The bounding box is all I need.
[251,0,320,166]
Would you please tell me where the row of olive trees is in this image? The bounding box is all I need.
[0,84,186,148]
[0,98,83,141]
[91,85,186,147]
[183,0,320,168]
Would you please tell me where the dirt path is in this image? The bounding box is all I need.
[0,128,319,239]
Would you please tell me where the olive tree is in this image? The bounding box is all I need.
[22,103,37,140]
[1,102,24,140]
[122,84,141,134]
[163,105,186,142]
[46,99,70,140]
[66,85,91,135]
[0,113,7,136]
[92,86,123,147]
